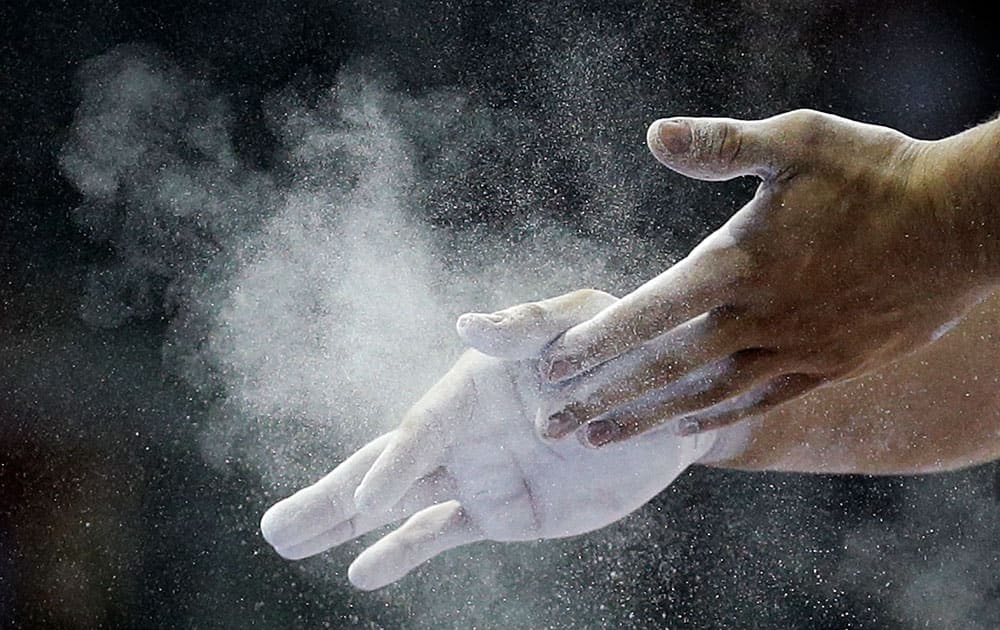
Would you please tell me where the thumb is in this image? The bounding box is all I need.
[456,289,617,360]
[646,109,823,182]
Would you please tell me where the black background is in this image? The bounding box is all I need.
[3,1,1000,628]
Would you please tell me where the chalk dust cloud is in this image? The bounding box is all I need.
[56,38,647,627]
[48,2,1000,627]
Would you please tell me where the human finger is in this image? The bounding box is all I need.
[455,289,617,359]
[347,500,482,590]
[353,370,473,514]
[260,432,394,557]
[538,308,756,439]
[675,372,826,436]
[540,247,745,383]
[275,469,457,560]
[647,109,916,183]
[645,109,834,182]
[578,348,795,447]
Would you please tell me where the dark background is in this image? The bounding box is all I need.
[3,1,1000,628]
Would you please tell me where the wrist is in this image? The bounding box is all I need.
[916,118,1000,284]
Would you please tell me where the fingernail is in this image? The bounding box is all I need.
[657,120,691,154]
[582,420,620,448]
[543,409,578,439]
[676,416,701,436]
[457,313,502,333]
[544,358,575,381]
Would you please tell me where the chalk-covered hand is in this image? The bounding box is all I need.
[462,110,1000,446]
[260,290,714,590]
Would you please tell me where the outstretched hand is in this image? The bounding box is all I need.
[260,290,714,590]
[462,110,1000,446]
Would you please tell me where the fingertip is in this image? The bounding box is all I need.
[272,542,317,561]
[259,494,309,551]
[457,312,528,359]
[540,325,598,382]
[347,555,385,591]
[259,502,285,548]
[454,313,473,336]
[540,356,577,382]
[456,312,503,333]
[537,408,579,441]
[647,119,692,158]
[579,419,621,448]
[455,313,485,340]
[259,498,314,560]
[676,416,702,436]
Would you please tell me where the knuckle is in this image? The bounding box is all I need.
[768,371,826,398]
[692,120,743,167]
[517,302,548,321]
[788,348,849,378]
[707,302,744,323]
[562,403,594,424]
[566,288,616,313]
[729,346,776,366]
[717,121,744,167]
[778,108,830,147]
[578,287,616,304]
[568,288,602,300]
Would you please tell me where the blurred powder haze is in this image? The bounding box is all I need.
[57,45,632,490]
[3,0,1000,628]
[53,40,660,626]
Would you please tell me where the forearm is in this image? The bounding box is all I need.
[700,291,1000,475]
[703,405,1000,476]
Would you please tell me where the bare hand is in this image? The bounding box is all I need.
[460,110,1000,447]
[260,290,714,590]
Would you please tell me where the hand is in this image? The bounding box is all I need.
[460,110,1000,447]
[260,290,715,590]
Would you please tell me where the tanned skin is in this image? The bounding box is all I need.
[465,110,1000,475]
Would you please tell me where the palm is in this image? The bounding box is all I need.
[445,353,706,541]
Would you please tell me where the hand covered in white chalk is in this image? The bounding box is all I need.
[260,289,714,590]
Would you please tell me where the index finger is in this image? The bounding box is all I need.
[541,244,743,382]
